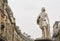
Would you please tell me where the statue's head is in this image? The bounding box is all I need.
[41,7,45,12]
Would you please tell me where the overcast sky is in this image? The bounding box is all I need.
[8,0,60,39]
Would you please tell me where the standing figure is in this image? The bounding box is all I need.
[37,7,50,38]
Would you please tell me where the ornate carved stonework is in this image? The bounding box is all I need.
[53,21,60,41]
[0,0,34,41]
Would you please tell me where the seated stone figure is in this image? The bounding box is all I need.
[53,21,60,41]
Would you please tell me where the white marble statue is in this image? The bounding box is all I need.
[37,7,50,38]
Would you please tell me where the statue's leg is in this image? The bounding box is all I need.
[47,26,50,38]
[42,28,45,38]
[42,26,47,38]
[46,27,48,38]
[44,26,47,38]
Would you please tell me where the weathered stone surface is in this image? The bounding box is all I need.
[0,38,4,41]
[53,21,60,41]
[0,0,34,41]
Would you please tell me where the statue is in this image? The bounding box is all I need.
[37,7,50,38]
[53,21,60,41]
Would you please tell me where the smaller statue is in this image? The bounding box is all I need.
[37,7,50,38]
[53,21,60,41]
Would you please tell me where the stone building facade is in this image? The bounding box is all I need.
[0,0,15,41]
[14,26,23,41]
[14,26,34,41]
[0,0,34,41]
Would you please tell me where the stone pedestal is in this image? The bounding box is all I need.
[35,38,52,41]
